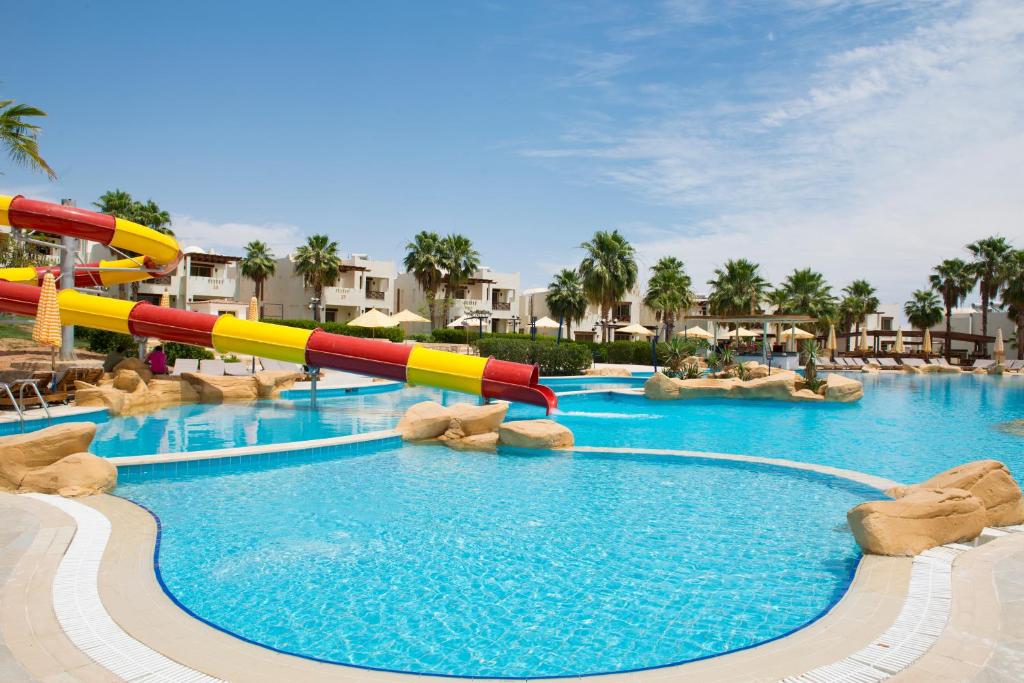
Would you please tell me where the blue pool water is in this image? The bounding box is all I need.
[550,373,1024,483]
[118,444,877,678]
[541,375,646,393]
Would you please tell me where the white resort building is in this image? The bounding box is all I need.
[255,253,397,322]
[395,267,520,333]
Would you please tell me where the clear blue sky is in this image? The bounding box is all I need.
[4,1,1022,298]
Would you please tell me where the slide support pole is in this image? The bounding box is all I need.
[59,231,77,361]
[310,366,318,409]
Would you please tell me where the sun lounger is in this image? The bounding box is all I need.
[902,358,926,367]
[224,363,253,376]
[878,358,900,368]
[970,359,995,369]
[0,374,68,410]
[847,357,866,367]
[1006,360,1024,370]
[865,358,882,366]
[927,357,948,366]
[198,359,226,376]
[170,358,199,375]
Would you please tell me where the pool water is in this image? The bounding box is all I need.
[90,385,477,457]
[118,444,877,678]
[541,375,646,393]
[549,373,1024,483]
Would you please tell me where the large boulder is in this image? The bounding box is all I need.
[444,403,508,439]
[0,423,114,496]
[847,488,988,556]
[887,460,1024,528]
[498,420,574,449]
[396,401,452,441]
[734,372,801,401]
[644,372,682,400]
[182,373,259,402]
[444,432,499,452]
[112,369,145,392]
[255,371,303,398]
[74,381,128,414]
[146,377,201,404]
[18,453,116,497]
[112,357,153,382]
[825,373,864,403]
[0,422,96,484]
[584,367,632,377]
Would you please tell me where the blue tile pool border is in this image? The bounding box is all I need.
[0,407,110,437]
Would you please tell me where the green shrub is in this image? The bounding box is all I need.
[475,338,592,376]
[82,329,137,357]
[475,338,533,364]
[430,328,538,344]
[270,319,405,343]
[408,333,431,342]
[163,342,214,366]
[534,343,591,376]
[221,354,240,363]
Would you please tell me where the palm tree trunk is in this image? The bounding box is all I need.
[945,303,953,362]
[980,290,989,356]
[1017,312,1024,360]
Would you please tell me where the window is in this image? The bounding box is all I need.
[881,317,894,331]
[324,309,336,322]
[190,263,213,278]
[613,303,631,321]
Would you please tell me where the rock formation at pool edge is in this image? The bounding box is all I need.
[644,367,863,403]
[73,358,303,416]
[0,423,115,497]
[848,460,1024,555]
[395,401,574,451]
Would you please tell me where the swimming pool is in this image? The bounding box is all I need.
[553,373,1024,482]
[117,444,877,678]
[541,375,646,393]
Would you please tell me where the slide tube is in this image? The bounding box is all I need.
[0,195,557,412]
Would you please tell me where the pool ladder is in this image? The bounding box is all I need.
[0,381,51,433]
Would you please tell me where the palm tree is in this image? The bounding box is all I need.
[133,199,173,235]
[403,231,444,328]
[929,258,976,361]
[93,189,136,218]
[840,279,879,351]
[904,290,943,336]
[294,234,341,322]
[439,234,480,325]
[1000,250,1024,360]
[777,268,837,328]
[546,269,588,338]
[643,256,694,340]
[241,240,277,301]
[1,98,56,179]
[707,258,768,316]
[578,230,638,342]
[967,236,1013,352]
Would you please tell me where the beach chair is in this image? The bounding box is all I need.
[0,372,69,410]
[199,359,226,376]
[1006,360,1024,370]
[847,357,866,368]
[970,359,995,370]
[902,358,926,367]
[52,367,104,400]
[171,358,200,376]
[259,358,281,371]
[878,358,900,369]
[224,363,253,376]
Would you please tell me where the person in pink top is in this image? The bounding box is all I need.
[146,345,168,375]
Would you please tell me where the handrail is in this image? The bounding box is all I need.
[17,379,51,422]
[0,382,25,432]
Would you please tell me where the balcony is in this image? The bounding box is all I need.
[492,301,511,311]
[366,290,385,300]
[188,276,235,297]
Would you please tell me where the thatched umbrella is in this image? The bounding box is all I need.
[159,289,170,308]
[923,328,932,355]
[32,272,62,370]
[349,308,398,338]
[894,328,905,354]
[248,296,259,321]
[826,324,837,360]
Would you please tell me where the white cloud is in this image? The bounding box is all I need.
[170,214,304,260]
[524,0,1024,301]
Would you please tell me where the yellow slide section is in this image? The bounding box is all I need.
[406,346,489,395]
[211,316,313,365]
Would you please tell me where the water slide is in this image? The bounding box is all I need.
[0,195,557,411]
